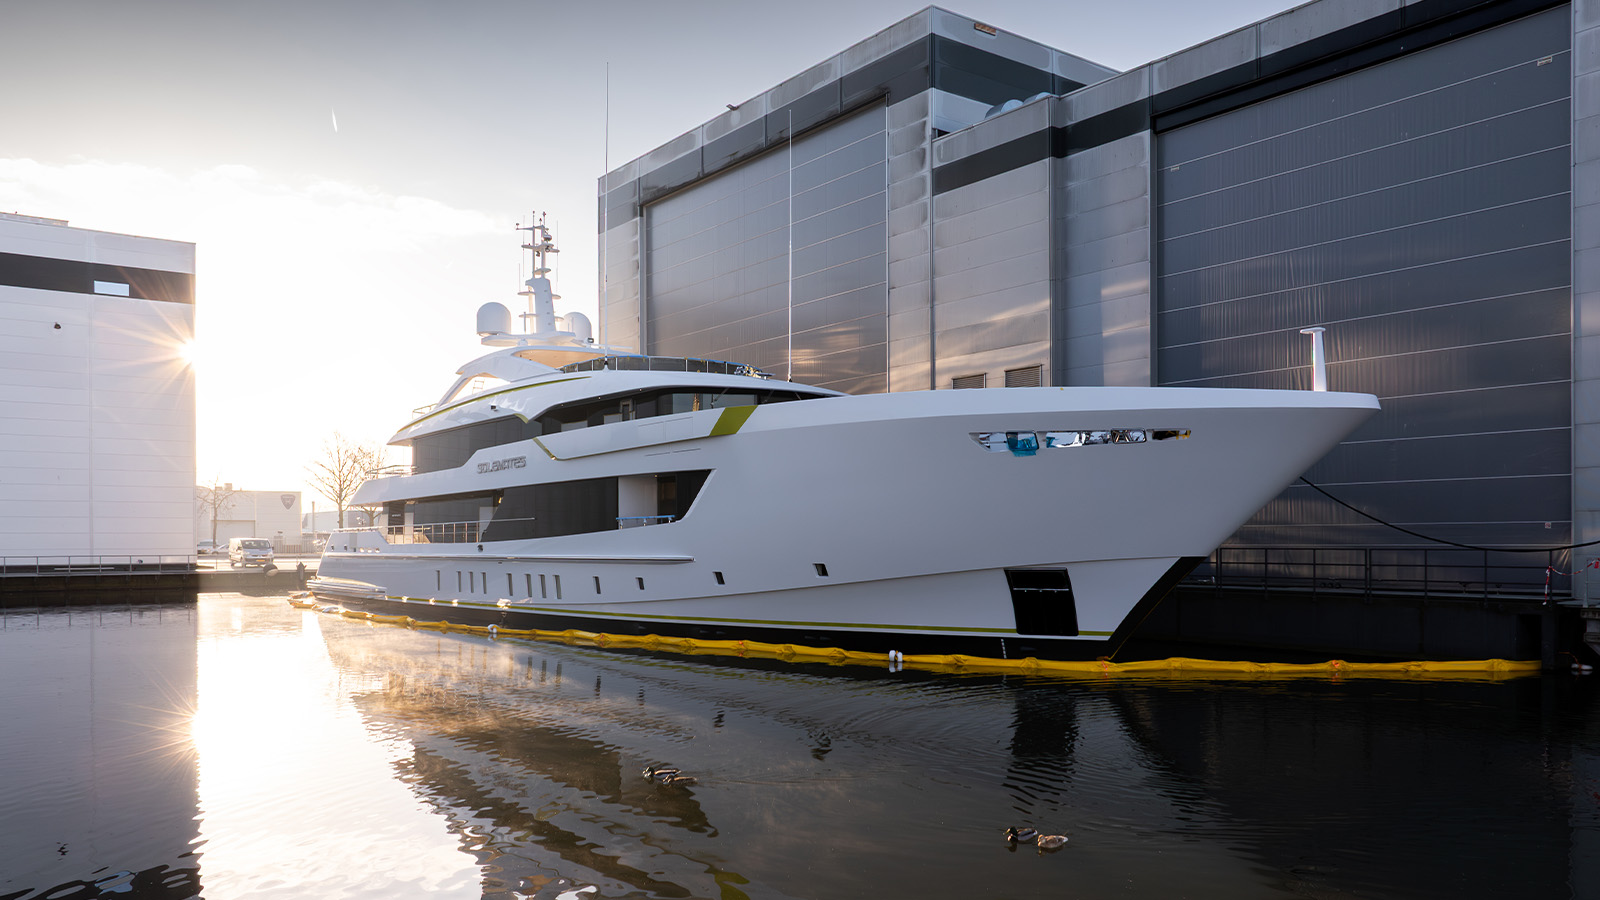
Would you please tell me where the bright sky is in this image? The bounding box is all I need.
[0,0,1288,509]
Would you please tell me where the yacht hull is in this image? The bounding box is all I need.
[314,385,1378,660]
[310,556,1202,660]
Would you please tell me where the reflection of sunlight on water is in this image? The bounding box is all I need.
[194,602,478,898]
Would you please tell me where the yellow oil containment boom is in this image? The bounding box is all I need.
[286,596,1539,681]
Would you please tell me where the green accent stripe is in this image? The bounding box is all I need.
[709,404,757,436]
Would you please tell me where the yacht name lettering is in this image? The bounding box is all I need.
[478,456,527,474]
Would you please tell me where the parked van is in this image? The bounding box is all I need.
[228,537,275,568]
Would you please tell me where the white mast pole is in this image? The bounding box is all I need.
[1300,327,1328,392]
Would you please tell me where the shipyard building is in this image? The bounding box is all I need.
[598,0,1598,596]
[0,213,196,564]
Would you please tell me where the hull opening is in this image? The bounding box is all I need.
[1005,568,1079,636]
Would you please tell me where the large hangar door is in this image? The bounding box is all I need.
[1154,7,1573,551]
[644,104,889,395]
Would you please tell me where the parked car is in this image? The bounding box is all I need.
[197,540,218,556]
[228,537,275,568]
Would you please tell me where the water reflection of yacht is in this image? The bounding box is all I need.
[314,218,1377,660]
[313,614,1158,898]
[311,607,1600,899]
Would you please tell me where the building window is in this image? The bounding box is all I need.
[952,373,986,390]
[1004,365,1043,388]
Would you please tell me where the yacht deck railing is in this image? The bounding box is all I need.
[617,515,676,528]
[358,513,678,545]
[559,355,771,378]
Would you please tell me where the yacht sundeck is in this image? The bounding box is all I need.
[312,218,1379,660]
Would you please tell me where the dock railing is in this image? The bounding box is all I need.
[0,555,197,575]
[1577,557,1600,607]
[617,515,675,528]
[1185,546,1574,603]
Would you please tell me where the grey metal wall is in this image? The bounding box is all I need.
[600,7,1116,395]
[927,99,1054,389]
[1056,71,1155,387]
[642,105,889,394]
[1155,6,1573,548]
[1575,0,1600,552]
[885,92,936,392]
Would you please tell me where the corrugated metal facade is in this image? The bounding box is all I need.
[1155,7,1573,549]
[644,106,889,394]
[601,0,1596,566]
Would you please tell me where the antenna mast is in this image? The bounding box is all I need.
[516,213,561,333]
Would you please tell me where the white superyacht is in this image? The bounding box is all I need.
[313,220,1378,660]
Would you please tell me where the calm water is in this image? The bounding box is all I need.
[4,593,1600,899]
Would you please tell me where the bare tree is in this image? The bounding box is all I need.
[351,499,386,529]
[195,479,240,548]
[307,432,385,531]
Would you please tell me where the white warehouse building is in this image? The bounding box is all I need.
[195,488,303,552]
[0,213,196,564]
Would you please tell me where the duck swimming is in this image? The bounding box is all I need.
[1005,826,1067,851]
[643,765,696,785]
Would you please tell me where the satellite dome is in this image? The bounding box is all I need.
[476,302,512,336]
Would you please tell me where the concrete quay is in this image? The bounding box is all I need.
[0,555,319,606]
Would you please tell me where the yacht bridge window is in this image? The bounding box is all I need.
[382,469,711,543]
[411,384,825,474]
